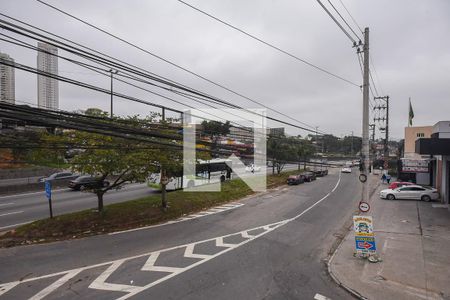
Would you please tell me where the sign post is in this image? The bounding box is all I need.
[353,216,376,256]
[45,180,53,218]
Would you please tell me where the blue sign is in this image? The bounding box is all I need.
[45,180,52,199]
[355,236,376,253]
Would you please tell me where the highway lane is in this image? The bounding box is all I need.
[0,169,360,299]
[0,165,323,231]
[0,184,157,230]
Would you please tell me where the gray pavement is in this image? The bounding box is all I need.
[329,176,450,300]
[0,168,361,299]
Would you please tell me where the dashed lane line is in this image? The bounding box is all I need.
[109,202,244,235]
[0,173,342,299]
[0,203,14,207]
[0,211,23,217]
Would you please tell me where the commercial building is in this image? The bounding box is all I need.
[228,127,284,143]
[416,121,450,208]
[37,42,59,109]
[397,125,433,185]
[0,52,15,104]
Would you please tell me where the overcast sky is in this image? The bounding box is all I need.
[1,0,449,140]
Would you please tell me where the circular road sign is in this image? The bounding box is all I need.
[359,201,370,213]
[359,174,367,183]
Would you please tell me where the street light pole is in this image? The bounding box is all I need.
[109,69,118,118]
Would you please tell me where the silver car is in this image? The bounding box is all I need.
[380,185,439,202]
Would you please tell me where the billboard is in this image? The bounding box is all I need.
[401,158,429,173]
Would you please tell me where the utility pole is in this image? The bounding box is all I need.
[374,95,390,164]
[361,27,370,204]
[351,131,354,156]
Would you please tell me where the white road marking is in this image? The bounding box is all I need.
[0,189,69,199]
[89,260,141,293]
[314,293,331,300]
[0,173,342,299]
[0,202,14,207]
[184,244,211,259]
[0,221,33,231]
[0,211,23,217]
[30,269,83,300]
[109,202,244,235]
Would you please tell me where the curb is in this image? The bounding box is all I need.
[326,177,382,300]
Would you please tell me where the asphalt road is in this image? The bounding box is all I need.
[0,168,360,299]
[0,164,324,231]
[0,183,157,230]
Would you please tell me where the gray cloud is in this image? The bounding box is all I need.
[1,0,449,139]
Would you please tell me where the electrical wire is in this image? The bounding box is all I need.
[175,0,359,88]
[36,0,330,132]
[0,17,327,135]
[315,0,357,45]
[326,0,361,42]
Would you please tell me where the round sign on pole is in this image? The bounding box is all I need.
[359,174,367,183]
[359,201,370,213]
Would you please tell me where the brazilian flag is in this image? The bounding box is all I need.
[408,99,414,126]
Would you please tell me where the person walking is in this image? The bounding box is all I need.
[381,173,386,184]
[386,174,391,184]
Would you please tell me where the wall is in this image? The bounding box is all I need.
[404,126,433,157]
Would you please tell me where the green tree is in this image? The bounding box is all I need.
[29,111,185,212]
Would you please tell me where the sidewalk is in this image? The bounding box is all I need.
[330,176,450,300]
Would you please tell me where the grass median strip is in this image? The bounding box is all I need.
[0,170,301,248]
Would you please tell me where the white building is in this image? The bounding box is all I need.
[37,43,59,109]
[0,52,15,104]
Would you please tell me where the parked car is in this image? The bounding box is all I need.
[341,167,352,173]
[38,172,79,183]
[314,169,328,177]
[301,171,316,182]
[287,174,304,185]
[388,181,414,189]
[379,185,439,202]
[68,175,110,191]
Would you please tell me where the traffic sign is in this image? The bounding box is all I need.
[353,215,376,254]
[45,180,52,199]
[355,236,377,253]
[359,201,370,213]
[44,180,53,218]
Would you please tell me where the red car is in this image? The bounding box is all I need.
[388,181,414,189]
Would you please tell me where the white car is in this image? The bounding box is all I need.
[245,164,261,173]
[380,185,439,202]
[341,167,352,173]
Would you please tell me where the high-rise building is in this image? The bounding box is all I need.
[0,52,15,104]
[37,42,59,109]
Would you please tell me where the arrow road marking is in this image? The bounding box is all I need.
[0,173,341,299]
[314,293,332,300]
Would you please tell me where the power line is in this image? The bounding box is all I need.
[315,0,357,45]
[0,17,327,135]
[336,0,364,34]
[36,0,329,132]
[175,0,359,88]
[326,0,361,42]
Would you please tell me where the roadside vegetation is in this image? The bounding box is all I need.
[0,170,300,248]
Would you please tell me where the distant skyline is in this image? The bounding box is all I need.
[0,0,449,140]
[37,42,59,110]
[0,52,15,104]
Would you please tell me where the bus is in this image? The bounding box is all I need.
[148,158,233,191]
